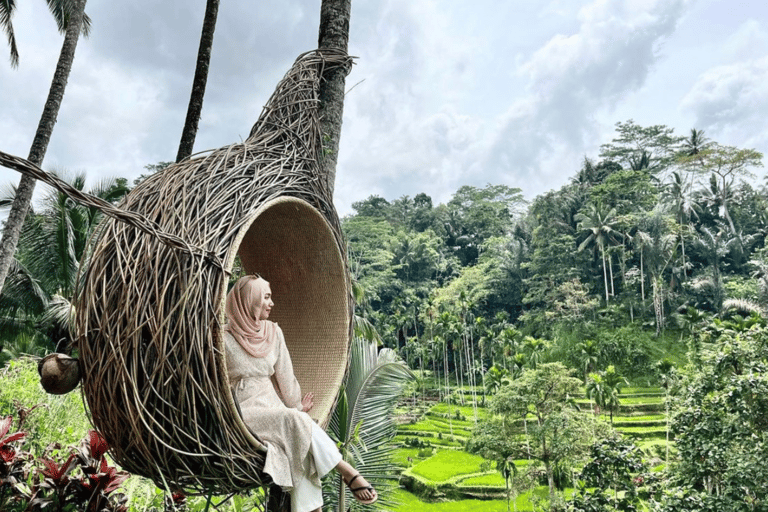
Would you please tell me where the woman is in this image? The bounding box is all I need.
[224,275,377,512]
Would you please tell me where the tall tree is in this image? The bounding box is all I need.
[317,0,352,196]
[175,0,220,162]
[0,0,88,298]
[576,202,621,302]
[469,363,605,499]
[599,119,684,175]
[681,143,763,234]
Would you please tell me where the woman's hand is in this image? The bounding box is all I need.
[301,392,314,413]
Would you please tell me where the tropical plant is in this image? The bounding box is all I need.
[576,202,621,302]
[0,171,128,354]
[680,143,763,234]
[484,364,510,396]
[317,0,352,195]
[1,0,91,68]
[0,0,89,298]
[325,337,414,512]
[469,363,606,499]
[176,0,220,162]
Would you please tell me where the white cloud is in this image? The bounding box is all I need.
[482,0,690,195]
[681,55,768,151]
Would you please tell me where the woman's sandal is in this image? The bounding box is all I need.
[346,474,378,505]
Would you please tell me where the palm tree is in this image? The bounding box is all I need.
[484,365,510,396]
[693,225,738,312]
[1,171,128,352]
[576,202,621,302]
[1,0,90,68]
[682,128,710,156]
[685,143,763,234]
[636,210,678,335]
[601,365,627,424]
[0,0,89,298]
[577,340,599,384]
[657,360,678,465]
[325,337,413,512]
[497,455,518,512]
[663,170,700,280]
[317,0,352,196]
[631,228,652,303]
[176,0,220,162]
[585,372,605,417]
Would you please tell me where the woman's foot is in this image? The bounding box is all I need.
[345,473,377,505]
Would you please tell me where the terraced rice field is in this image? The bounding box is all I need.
[391,385,668,506]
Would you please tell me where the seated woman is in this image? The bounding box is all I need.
[224,275,376,512]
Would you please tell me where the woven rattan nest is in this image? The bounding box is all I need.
[73,50,353,493]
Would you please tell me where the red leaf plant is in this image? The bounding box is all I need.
[0,415,32,508]
[30,429,130,512]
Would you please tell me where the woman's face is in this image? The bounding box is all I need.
[258,285,274,320]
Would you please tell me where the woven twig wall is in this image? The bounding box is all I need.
[73,49,353,493]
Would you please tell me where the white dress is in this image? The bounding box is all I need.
[224,325,341,512]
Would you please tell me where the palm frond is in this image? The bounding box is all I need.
[1,0,19,68]
[326,338,414,511]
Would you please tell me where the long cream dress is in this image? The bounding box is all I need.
[224,323,341,512]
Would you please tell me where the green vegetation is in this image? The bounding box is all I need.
[2,120,767,510]
[409,450,488,482]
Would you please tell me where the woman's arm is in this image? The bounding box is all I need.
[273,326,305,410]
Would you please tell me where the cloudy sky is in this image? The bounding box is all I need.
[1,0,767,216]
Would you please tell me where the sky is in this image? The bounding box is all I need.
[1,0,767,217]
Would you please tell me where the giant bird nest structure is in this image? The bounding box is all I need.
[68,49,354,493]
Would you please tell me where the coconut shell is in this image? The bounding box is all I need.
[38,353,82,395]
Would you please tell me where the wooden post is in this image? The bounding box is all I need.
[266,484,291,512]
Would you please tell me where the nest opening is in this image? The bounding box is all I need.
[224,197,349,429]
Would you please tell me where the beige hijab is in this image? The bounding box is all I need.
[225,276,276,358]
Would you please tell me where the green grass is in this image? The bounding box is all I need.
[409,450,488,482]
[390,487,543,511]
[391,447,434,467]
[428,402,489,420]
[393,435,465,448]
[0,357,91,457]
[398,418,473,436]
[458,472,506,487]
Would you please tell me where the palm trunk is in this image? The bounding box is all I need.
[176,0,220,162]
[640,249,645,302]
[608,253,615,297]
[601,249,609,302]
[0,0,87,298]
[680,226,686,282]
[720,181,737,234]
[317,0,352,197]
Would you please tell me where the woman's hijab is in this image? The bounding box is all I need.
[225,275,275,358]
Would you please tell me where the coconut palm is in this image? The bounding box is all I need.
[317,0,352,195]
[693,225,737,312]
[484,364,510,396]
[325,337,414,512]
[601,365,627,425]
[663,170,700,280]
[1,0,91,68]
[0,171,128,354]
[576,202,621,302]
[0,0,89,298]
[585,372,605,417]
[577,339,599,384]
[176,0,220,162]
[681,128,711,157]
[497,455,518,512]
